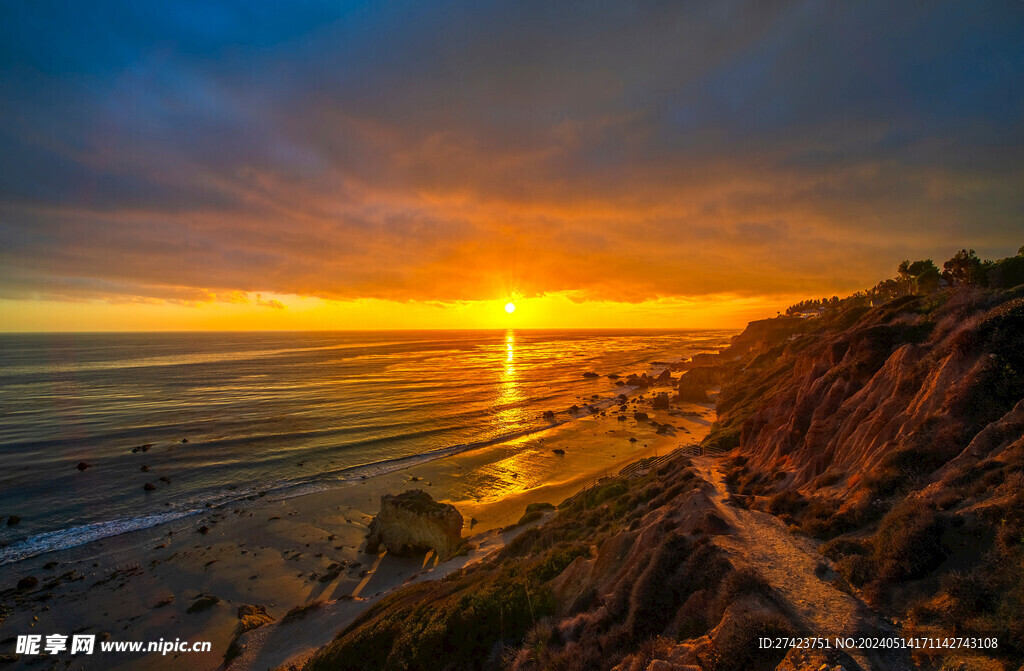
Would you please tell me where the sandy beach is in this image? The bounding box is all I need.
[1,388,715,671]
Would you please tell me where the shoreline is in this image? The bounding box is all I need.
[1,392,716,671]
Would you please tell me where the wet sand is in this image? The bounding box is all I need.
[0,394,715,671]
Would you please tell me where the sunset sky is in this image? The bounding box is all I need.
[1,1,1022,330]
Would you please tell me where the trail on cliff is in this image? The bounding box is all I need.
[692,456,910,671]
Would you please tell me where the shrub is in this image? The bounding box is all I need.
[819,537,868,561]
[835,555,873,588]
[872,500,948,583]
[766,490,805,517]
[625,532,692,638]
[707,611,796,671]
[516,510,546,526]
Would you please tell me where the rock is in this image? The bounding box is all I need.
[6,515,20,526]
[552,449,566,455]
[181,438,189,444]
[140,465,150,472]
[633,412,649,421]
[615,380,626,386]
[656,368,673,383]
[618,415,627,421]
[676,366,724,403]
[17,576,38,590]
[143,482,156,491]
[198,525,210,534]
[186,594,219,614]
[131,444,151,454]
[237,604,274,632]
[582,372,600,378]
[542,410,556,420]
[365,490,463,561]
[569,405,580,414]
[159,476,170,483]
[75,461,92,471]
[652,393,670,409]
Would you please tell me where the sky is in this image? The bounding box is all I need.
[1,1,1023,330]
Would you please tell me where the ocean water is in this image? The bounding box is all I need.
[0,329,733,564]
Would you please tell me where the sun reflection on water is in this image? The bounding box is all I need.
[495,330,526,429]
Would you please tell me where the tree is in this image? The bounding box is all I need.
[916,265,941,293]
[897,259,940,293]
[943,249,986,286]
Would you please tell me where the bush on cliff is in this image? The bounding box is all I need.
[871,499,948,584]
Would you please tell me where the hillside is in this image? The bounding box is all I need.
[700,285,1024,668]
[302,256,1024,671]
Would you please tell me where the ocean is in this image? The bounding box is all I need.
[0,329,733,564]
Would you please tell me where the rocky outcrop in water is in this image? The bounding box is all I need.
[365,489,463,561]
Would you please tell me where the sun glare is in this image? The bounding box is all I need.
[504,302,516,314]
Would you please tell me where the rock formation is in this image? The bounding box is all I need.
[676,365,724,402]
[365,489,463,561]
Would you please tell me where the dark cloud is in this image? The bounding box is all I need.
[1,1,1022,307]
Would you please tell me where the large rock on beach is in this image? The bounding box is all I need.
[365,489,463,561]
[676,366,724,403]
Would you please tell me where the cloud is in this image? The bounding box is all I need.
[1,1,1022,309]
[256,294,285,310]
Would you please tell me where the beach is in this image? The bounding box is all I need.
[1,375,716,671]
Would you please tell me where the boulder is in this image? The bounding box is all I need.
[75,461,92,471]
[626,374,652,388]
[542,410,555,420]
[365,490,463,561]
[6,515,20,526]
[633,411,649,421]
[186,594,220,613]
[237,604,274,633]
[582,372,600,378]
[652,393,671,409]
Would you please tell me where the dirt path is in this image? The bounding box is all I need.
[691,457,910,671]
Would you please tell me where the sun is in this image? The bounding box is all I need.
[504,302,516,314]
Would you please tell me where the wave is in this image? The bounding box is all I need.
[0,411,589,566]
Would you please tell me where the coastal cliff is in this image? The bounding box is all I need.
[703,286,1024,667]
[302,283,1023,671]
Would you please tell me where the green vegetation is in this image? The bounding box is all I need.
[306,458,798,671]
[701,244,1024,668]
[515,502,556,526]
[779,246,1024,319]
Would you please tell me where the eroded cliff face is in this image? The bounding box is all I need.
[708,290,1024,500]
[705,288,1024,666]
